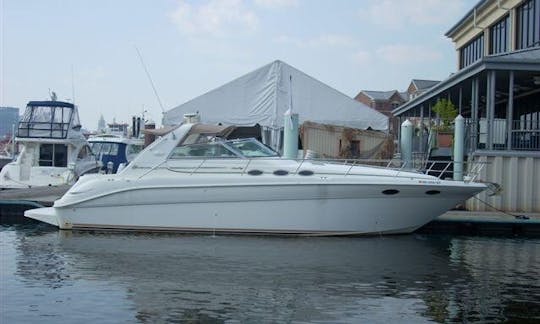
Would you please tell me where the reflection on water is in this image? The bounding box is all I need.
[2,224,540,323]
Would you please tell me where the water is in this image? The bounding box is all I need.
[2,225,540,323]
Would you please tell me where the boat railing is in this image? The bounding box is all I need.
[142,156,488,183]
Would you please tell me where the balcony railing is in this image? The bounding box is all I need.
[467,118,539,151]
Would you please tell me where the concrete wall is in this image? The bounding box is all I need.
[467,152,540,212]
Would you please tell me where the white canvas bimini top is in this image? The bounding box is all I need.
[163,60,389,131]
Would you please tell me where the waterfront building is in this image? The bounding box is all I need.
[354,90,408,139]
[392,0,540,213]
[0,107,19,139]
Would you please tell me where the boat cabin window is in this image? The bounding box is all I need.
[77,145,94,160]
[39,144,68,167]
[169,142,238,159]
[127,144,143,156]
[91,142,120,156]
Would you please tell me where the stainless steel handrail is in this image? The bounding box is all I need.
[140,157,488,182]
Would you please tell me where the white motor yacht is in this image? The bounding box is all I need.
[0,100,100,189]
[25,123,486,235]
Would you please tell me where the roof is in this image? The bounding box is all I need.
[393,47,540,116]
[484,46,540,62]
[445,0,489,37]
[399,92,410,101]
[361,90,399,101]
[411,79,440,91]
[27,101,74,108]
[163,60,388,131]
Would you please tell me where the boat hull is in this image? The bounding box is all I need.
[25,182,484,235]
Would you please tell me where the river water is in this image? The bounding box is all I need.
[1,224,540,323]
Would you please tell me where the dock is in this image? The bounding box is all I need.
[0,185,70,224]
[1,186,539,235]
[418,210,540,236]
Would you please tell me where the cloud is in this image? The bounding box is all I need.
[361,0,467,28]
[273,33,356,48]
[376,44,442,64]
[254,0,299,8]
[353,50,371,65]
[169,0,259,37]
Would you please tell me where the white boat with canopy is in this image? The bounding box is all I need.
[25,123,486,235]
[0,100,100,189]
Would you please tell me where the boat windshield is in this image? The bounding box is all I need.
[224,139,278,157]
[169,138,278,159]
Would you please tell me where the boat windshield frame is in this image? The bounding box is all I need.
[168,138,279,160]
[17,102,74,139]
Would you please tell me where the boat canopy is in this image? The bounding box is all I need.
[17,101,81,139]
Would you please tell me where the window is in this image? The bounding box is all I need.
[516,0,540,50]
[460,33,484,69]
[350,140,360,156]
[227,140,279,157]
[490,15,509,54]
[77,145,93,159]
[90,143,102,155]
[169,142,238,159]
[39,144,67,167]
[127,144,143,156]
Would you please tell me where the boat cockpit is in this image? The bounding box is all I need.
[166,124,278,160]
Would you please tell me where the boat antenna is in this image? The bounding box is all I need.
[134,45,165,114]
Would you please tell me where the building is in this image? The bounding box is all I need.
[354,90,408,116]
[0,107,19,139]
[392,0,540,213]
[355,90,408,139]
[407,79,441,100]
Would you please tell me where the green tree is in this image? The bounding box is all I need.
[432,99,457,132]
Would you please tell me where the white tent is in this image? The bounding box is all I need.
[163,60,388,131]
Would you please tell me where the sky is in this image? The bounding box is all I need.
[1,0,477,131]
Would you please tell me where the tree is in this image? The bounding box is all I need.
[432,99,457,132]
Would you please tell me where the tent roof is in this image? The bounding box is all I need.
[163,60,388,131]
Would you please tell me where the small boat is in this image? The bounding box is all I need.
[88,134,144,174]
[0,100,100,189]
[25,123,486,235]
